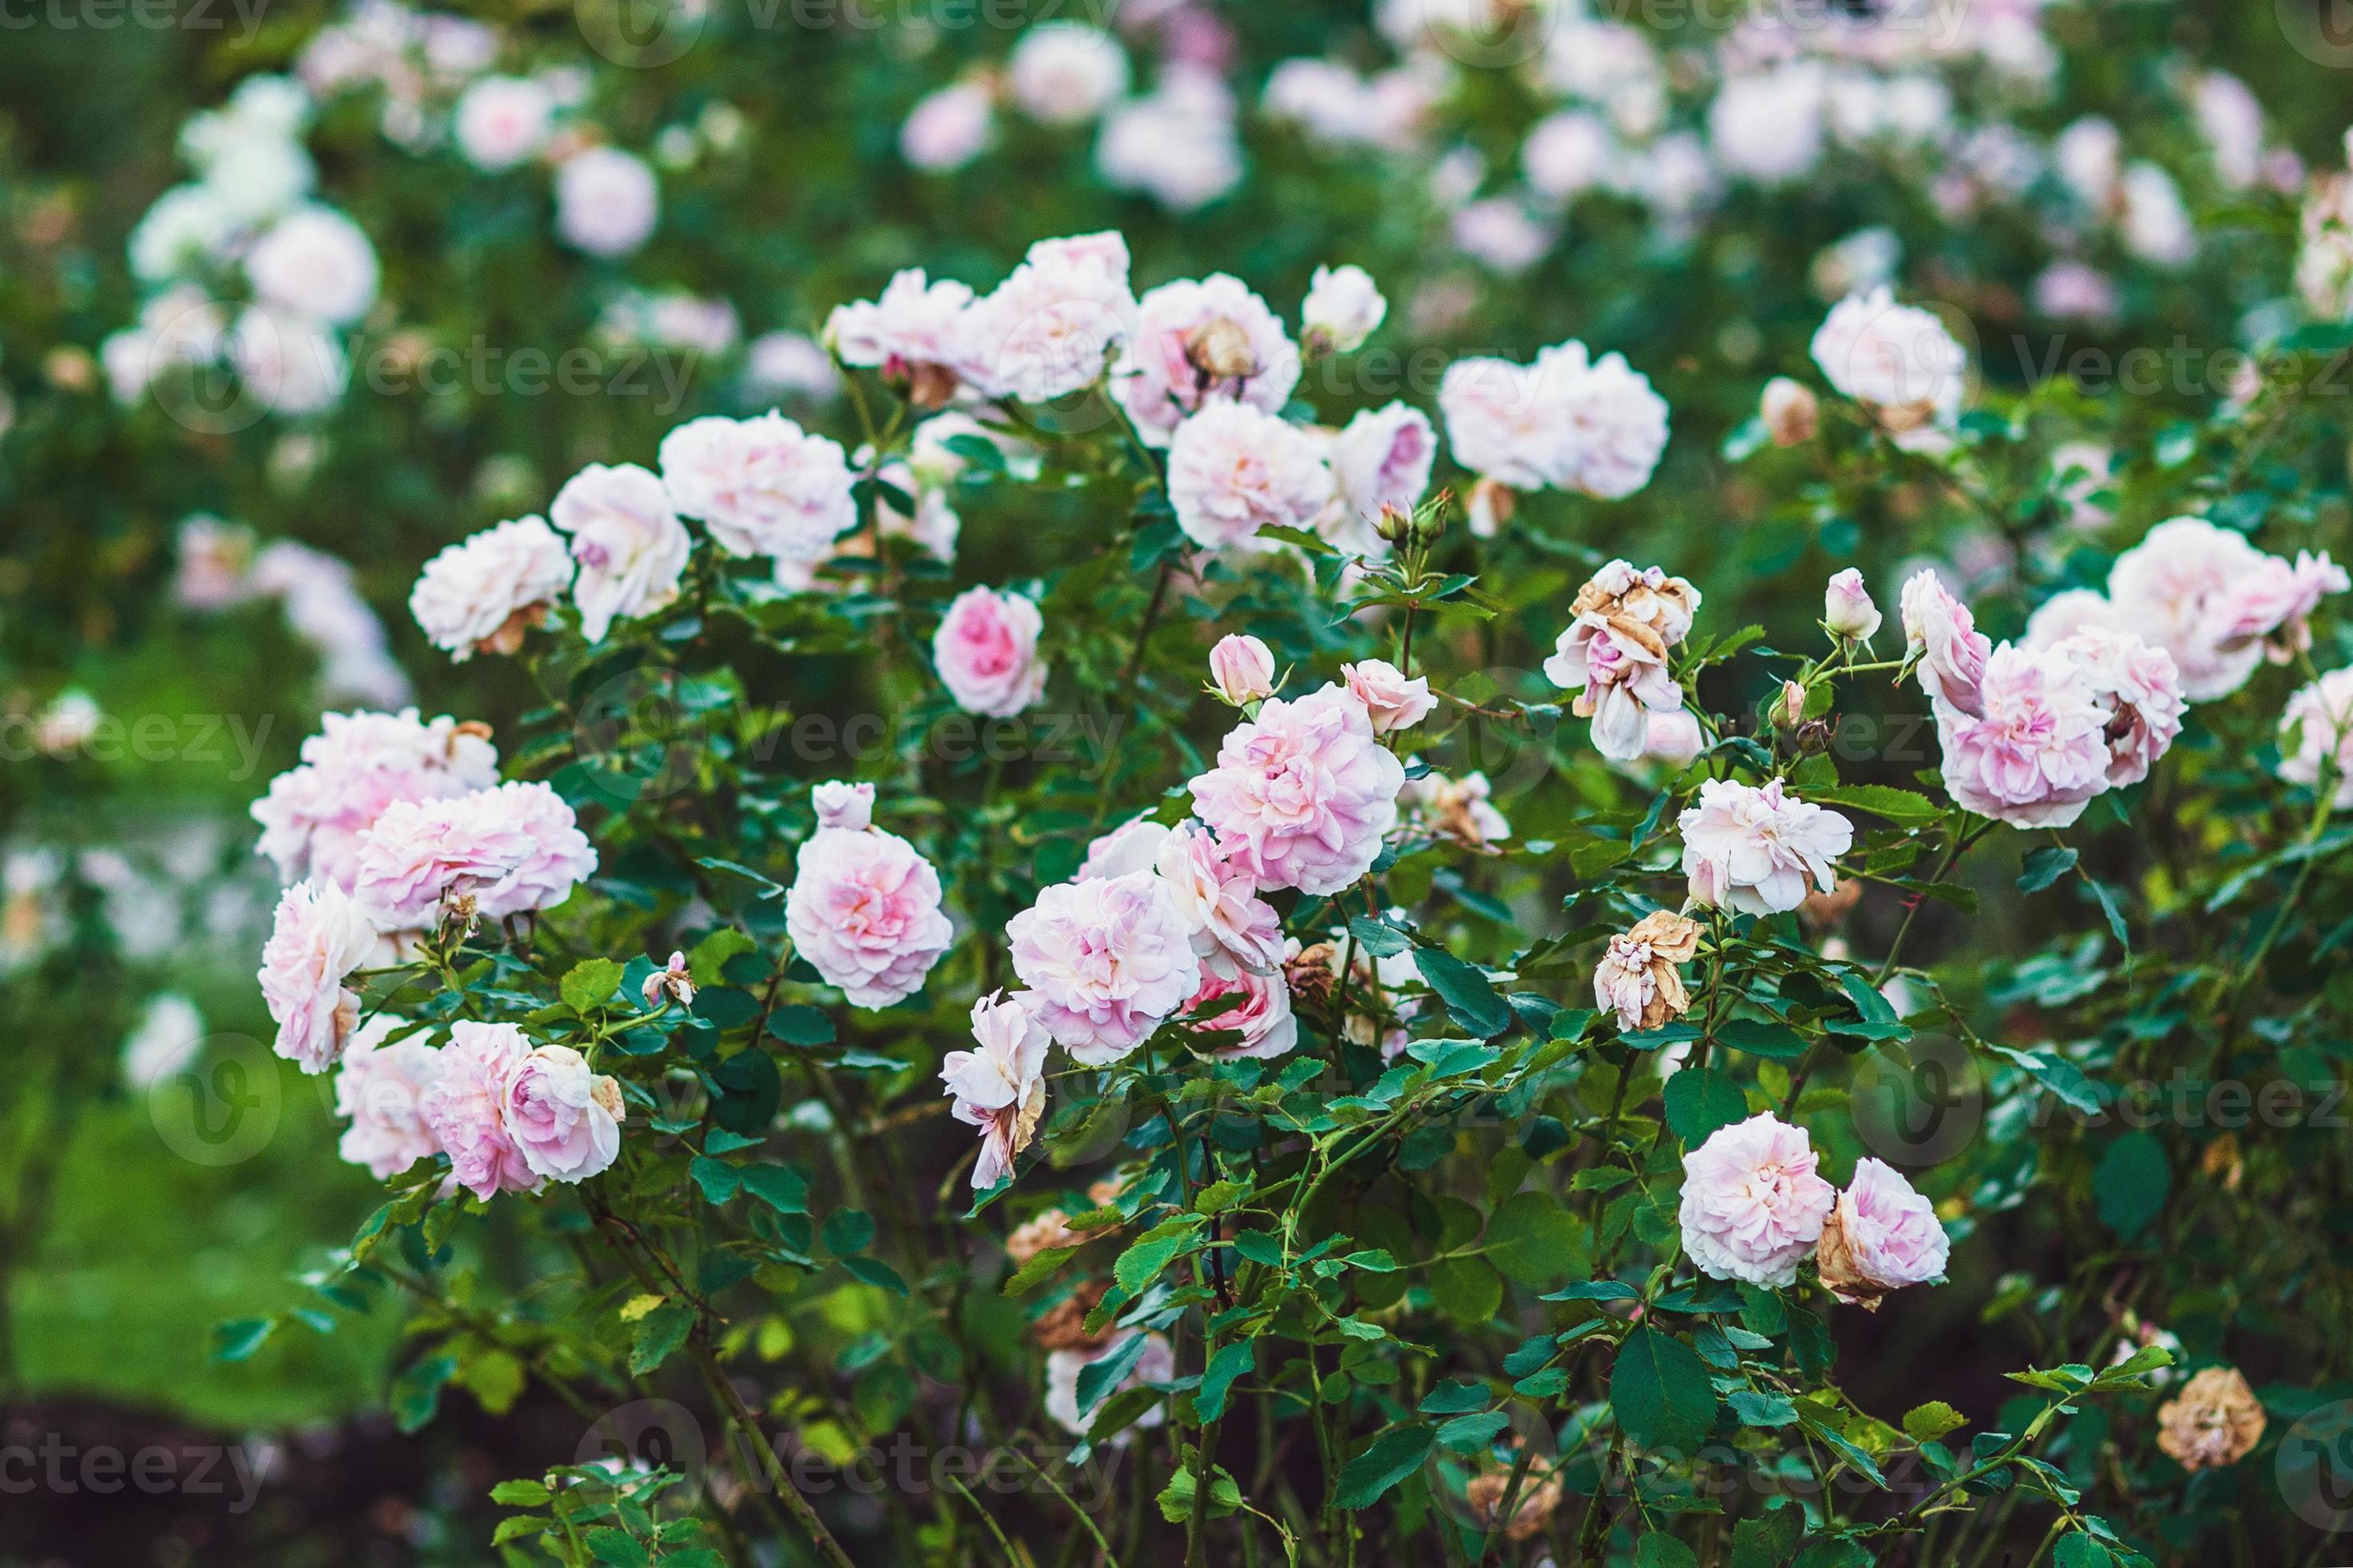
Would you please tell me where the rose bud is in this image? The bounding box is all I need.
[1823,568,1883,642]
[1208,634,1276,706]
[1761,376,1819,446]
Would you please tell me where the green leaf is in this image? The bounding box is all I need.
[689,1157,741,1205]
[1610,1327,1718,1454]
[1074,1333,1153,1418]
[584,1527,651,1567]
[212,1318,275,1362]
[1731,1506,1803,1568]
[822,1209,877,1256]
[1805,785,1943,825]
[1636,1535,1701,1568]
[1002,1246,1080,1298]
[629,1304,694,1376]
[1485,1190,1587,1283]
[562,958,626,1014]
[490,1479,552,1506]
[1428,1257,1504,1323]
[1903,1401,1967,1442]
[1412,944,1515,1038]
[1155,1462,1243,1522]
[1728,1390,1799,1428]
[1715,1018,1810,1061]
[1195,1340,1256,1423]
[1334,1422,1435,1509]
[2018,846,2079,893]
[740,1164,809,1214]
[1418,1379,1491,1415]
[2092,1130,2169,1240]
[2054,1534,2116,1568]
[840,1256,910,1294]
[1664,1068,1750,1145]
[1114,1226,1199,1296]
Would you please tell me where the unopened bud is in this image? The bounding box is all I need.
[1775,680,1807,730]
[1761,377,1819,446]
[1208,634,1276,706]
[1823,567,1882,641]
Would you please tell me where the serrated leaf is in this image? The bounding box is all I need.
[1611,1327,1717,1454]
[1903,1401,1967,1442]
[562,958,626,1014]
[1664,1068,1750,1145]
[629,1304,694,1376]
[1334,1422,1434,1509]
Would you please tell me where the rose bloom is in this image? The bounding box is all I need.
[1076,815,1170,881]
[1166,398,1335,551]
[415,1022,544,1199]
[2155,1366,2266,1471]
[658,413,857,565]
[1341,658,1434,735]
[826,268,975,403]
[1543,560,1700,760]
[933,586,1049,718]
[1189,684,1406,896]
[785,782,955,1009]
[2202,548,2349,670]
[554,146,658,258]
[1112,274,1300,446]
[2278,667,2353,806]
[1323,402,1435,554]
[746,330,840,402]
[1439,341,1668,500]
[1935,642,2113,829]
[1823,568,1881,641]
[1153,822,1287,977]
[1208,633,1276,705]
[1810,286,1967,446]
[1759,376,1819,446]
[2051,627,2185,789]
[1184,964,1297,1059]
[941,990,1051,1188]
[504,1041,626,1184]
[954,231,1137,403]
[333,1014,446,1178]
[549,462,692,642]
[245,206,379,327]
[2023,589,2122,651]
[1679,778,1853,916]
[1007,870,1202,1064]
[1899,570,1991,716]
[1814,1157,1949,1310]
[1094,78,1243,213]
[1007,22,1130,125]
[258,878,380,1074]
[1593,910,1702,1032]
[409,514,575,661]
[353,780,598,929]
[1709,65,1825,184]
[901,80,995,172]
[1301,263,1386,354]
[251,708,499,890]
[454,74,554,172]
[1678,1112,1837,1288]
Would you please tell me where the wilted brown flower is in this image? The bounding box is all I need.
[1761,376,1819,446]
[1184,316,1259,382]
[1285,942,1339,1014]
[1799,878,1862,930]
[1591,910,1704,1032]
[2155,1366,2265,1470]
[1005,1209,1082,1268]
[1463,1462,1563,1541]
[1030,1280,1114,1352]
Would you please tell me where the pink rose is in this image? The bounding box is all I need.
[1934,642,2110,828]
[826,267,976,398]
[2278,667,2353,806]
[1823,568,1881,641]
[1679,778,1852,915]
[334,1015,446,1178]
[503,1042,626,1184]
[1815,1157,1949,1309]
[1678,1112,1837,1288]
[549,462,690,643]
[1007,870,1201,1065]
[1166,398,1335,551]
[1899,570,1991,717]
[1189,685,1406,896]
[933,586,1048,718]
[352,781,598,930]
[939,990,1050,1188]
[2051,627,2185,789]
[1112,274,1299,445]
[784,782,954,1008]
[251,709,500,890]
[418,1022,538,1199]
[953,231,1136,403]
[1183,964,1297,1059]
[1152,822,1286,977]
[1324,402,1435,554]
[658,413,858,566]
[1077,816,1171,881]
[258,878,381,1074]
[1341,658,1435,736]
[410,516,575,662]
[1208,634,1276,705]
[1545,561,1701,761]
